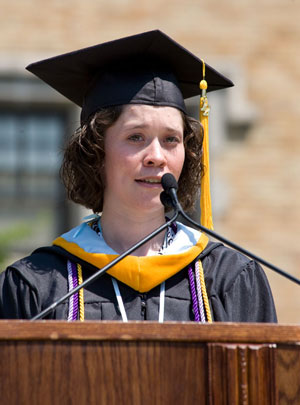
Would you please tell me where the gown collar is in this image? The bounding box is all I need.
[53,221,209,292]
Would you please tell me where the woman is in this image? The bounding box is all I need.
[0,30,277,322]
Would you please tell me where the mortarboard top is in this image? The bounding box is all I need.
[26,30,234,124]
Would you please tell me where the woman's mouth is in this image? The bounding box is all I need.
[135,178,162,187]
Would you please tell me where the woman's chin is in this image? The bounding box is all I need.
[130,196,164,214]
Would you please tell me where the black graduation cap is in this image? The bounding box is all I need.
[26,29,233,124]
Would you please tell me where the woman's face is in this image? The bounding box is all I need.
[103,104,185,214]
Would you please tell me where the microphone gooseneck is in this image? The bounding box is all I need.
[32,172,299,320]
[161,173,300,286]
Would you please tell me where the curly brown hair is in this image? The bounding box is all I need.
[60,106,204,213]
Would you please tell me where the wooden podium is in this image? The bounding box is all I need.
[0,321,299,404]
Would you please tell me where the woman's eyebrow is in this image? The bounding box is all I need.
[124,123,183,132]
[124,123,147,129]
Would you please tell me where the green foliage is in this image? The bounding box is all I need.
[0,224,32,268]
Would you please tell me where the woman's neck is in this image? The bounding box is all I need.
[100,206,166,256]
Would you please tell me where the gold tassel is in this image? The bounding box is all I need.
[199,60,213,230]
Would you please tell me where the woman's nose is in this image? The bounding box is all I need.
[143,139,166,167]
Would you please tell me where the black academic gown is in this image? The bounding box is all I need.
[0,241,277,322]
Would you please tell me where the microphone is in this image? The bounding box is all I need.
[161,173,181,210]
[161,173,300,286]
[159,190,173,209]
[31,205,180,320]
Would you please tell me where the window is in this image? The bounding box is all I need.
[0,108,70,263]
[0,75,77,265]
[0,111,64,199]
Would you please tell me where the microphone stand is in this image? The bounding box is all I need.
[166,187,300,286]
[31,208,179,320]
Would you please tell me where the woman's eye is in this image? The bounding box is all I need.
[165,136,180,143]
[128,134,143,142]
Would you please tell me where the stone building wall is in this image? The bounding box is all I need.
[0,0,299,322]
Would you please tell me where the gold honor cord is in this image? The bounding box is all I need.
[77,263,85,321]
[198,260,212,322]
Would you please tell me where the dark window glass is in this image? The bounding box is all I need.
[0,110,68,264]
